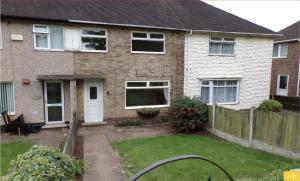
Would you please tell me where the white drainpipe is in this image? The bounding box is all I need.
[184,30,193,96]
[296,53,300,96]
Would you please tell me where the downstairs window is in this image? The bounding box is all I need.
[0,82,15,114]
[125,81,170,108]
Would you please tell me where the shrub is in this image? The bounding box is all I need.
[258,99,283,112]
[137,108,160,118]
[6,145,84,181]
[169,96,208,133]
[115,119,141,127]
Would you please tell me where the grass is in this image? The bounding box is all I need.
[0,141,33,176]
[112,135,299,181]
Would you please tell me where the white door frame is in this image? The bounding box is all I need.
[84,80,103,122]
[44,80,64,124]
[276,74,289,96]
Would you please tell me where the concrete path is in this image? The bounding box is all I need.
[78,124,171,181]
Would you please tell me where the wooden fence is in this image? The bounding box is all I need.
[208,105,300,159]
[63,112,78,155]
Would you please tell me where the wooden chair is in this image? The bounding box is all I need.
[1,111,23,135]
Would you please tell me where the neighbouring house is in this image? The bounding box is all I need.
[0,0,278,127]
[270,21,300,97]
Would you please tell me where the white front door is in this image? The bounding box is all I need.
[84,80,103,123]
[276,75,289,96]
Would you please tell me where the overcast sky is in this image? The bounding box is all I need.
[203,1,300,32]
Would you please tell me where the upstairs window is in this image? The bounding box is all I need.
[131,32,165,53]
[273,43,288,58]
[209,37,235,55]
[81,28,107,51]
[0,82,15,114]
[33,25,64,50]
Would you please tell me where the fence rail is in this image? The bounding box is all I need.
[63,112,78,155]
[208,105,300,159]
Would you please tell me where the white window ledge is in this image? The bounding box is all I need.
[131,51,165,55]
[125,105,169,110]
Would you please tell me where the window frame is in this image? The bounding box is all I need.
[277,74,289,92]
[200,79,240,105]
[131,31,165,54]
[208,37,235,56]
[273,43,288,58]
[33,24,65,51]
[124,80,170,109]
[0,82,16,115]
[80,28,108,52]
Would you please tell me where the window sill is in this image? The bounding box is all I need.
[131,51,165,55]
[208,102,239,106]
[34,48,65,52]
[124,105,169,110]
[34,49,108,53]
[208,54,235,57]
[273,57,287,59]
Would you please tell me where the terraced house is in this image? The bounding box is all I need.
[0,0,278,127]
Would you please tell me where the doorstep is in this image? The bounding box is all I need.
[42,123,68,129]
[81,122,107,126]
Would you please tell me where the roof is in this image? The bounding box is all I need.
[1,0,278,36]
[275,21,300,42]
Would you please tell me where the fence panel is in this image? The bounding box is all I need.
[63,112,78,155]
[215,106,250,140]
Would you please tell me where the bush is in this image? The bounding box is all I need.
[169,96,208,133]
[258,100,283,112]
[6,145,84,181]
[137,108,160,118]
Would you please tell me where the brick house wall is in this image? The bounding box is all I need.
[270,41,300,97]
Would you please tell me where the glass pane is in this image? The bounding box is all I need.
[210,37,222,41]
[222,44,234,54]
[280,43,288,57]
[132,32,147,38]
[82,28,105,36]
[34,25,48,33]
[48,106,62,122]
[150,82,168,87]
[226,80,237,86]
[150,33,164,39]
[90,87,97,99]
[126,88,168,107]
[202,81,209,85]
[0,83,15,113]
[81,37,106,50]
[36,34,48,48]
[213,87,237,103]
[213,80,225,86]
[47,82,62,104]
[201,87,210,103]
[127,82,147,87]
[132,40,164,52]
[279,76,288,89]
[50,26,63,49]
[209,43,222,54]
[273,44,279,57]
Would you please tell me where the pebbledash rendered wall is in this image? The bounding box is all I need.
[184,33,274,109]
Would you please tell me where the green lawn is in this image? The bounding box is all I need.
[112,135,298,181]
[1,141,33,176]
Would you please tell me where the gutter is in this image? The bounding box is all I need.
[192,29,281,37]
[274,38,300,44]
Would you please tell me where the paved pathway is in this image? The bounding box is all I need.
[78,124,171,181]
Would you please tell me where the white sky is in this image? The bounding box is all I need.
[203,0,300,32]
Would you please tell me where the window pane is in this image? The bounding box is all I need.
[34,25,48,33]
[150,82,168,87]
[279,76,288,89]
[222,44,234,54]
[81,37,106,50]
[280,43,288,57]
[202,81,210,85]
[150,33,164,39]
[226,80,237,86]
[127,82,147,87]
[50,26,63,49]
[0,83,15,113]
[36,34,48,48]
[213,87,237,103]
[201,87,210,103]
[46,82,62,104]
[90,87,97,99]
[126,88,168,107]
[209,43,222,54]
[213,80,225,86]
[273,44,279,57]
[82,28,105,36]
[132,40,164,52]
[133,32,147,38]
[48,106,62,122]
[210,37,222,41]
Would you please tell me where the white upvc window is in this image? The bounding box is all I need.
[80,28,107,52]
[201,80,239,104]
[209,37,235,55]
[273,43,288,58]
[0,82,15,115]
[125,80,170,109]
[131,31,165,54]
[33,24,64,50]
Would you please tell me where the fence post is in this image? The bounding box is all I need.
[248,106,254,148]
[212,103,216,133]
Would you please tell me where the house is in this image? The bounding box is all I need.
[0,0,278,127]
[270,21,300,97]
